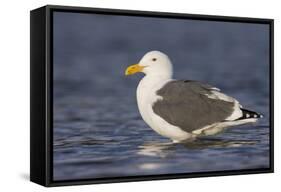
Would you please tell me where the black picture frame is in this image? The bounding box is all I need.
[30,5,274,187]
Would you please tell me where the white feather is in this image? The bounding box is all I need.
[193,118,257,136]
[205,90,243,121]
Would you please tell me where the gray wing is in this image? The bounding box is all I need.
[152,80,235,132]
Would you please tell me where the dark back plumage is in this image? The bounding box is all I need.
[152,80,235,132]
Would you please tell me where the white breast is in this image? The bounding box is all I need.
[136,76,193,142]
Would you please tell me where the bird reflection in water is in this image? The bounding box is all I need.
[138,138,258,158]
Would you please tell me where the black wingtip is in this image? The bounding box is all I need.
[237,108,263,120]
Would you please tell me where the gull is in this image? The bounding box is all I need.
[125,51,262,142]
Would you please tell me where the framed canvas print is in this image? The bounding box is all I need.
[30,5,274,187]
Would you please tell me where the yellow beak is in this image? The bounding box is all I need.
[125,64,145,76]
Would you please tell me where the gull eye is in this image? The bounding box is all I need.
[152,58,157,61]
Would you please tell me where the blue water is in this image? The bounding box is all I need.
[53,12,270,181]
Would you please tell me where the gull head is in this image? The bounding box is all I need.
[125,51,173,79]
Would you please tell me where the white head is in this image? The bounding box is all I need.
[125,51,173,79]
